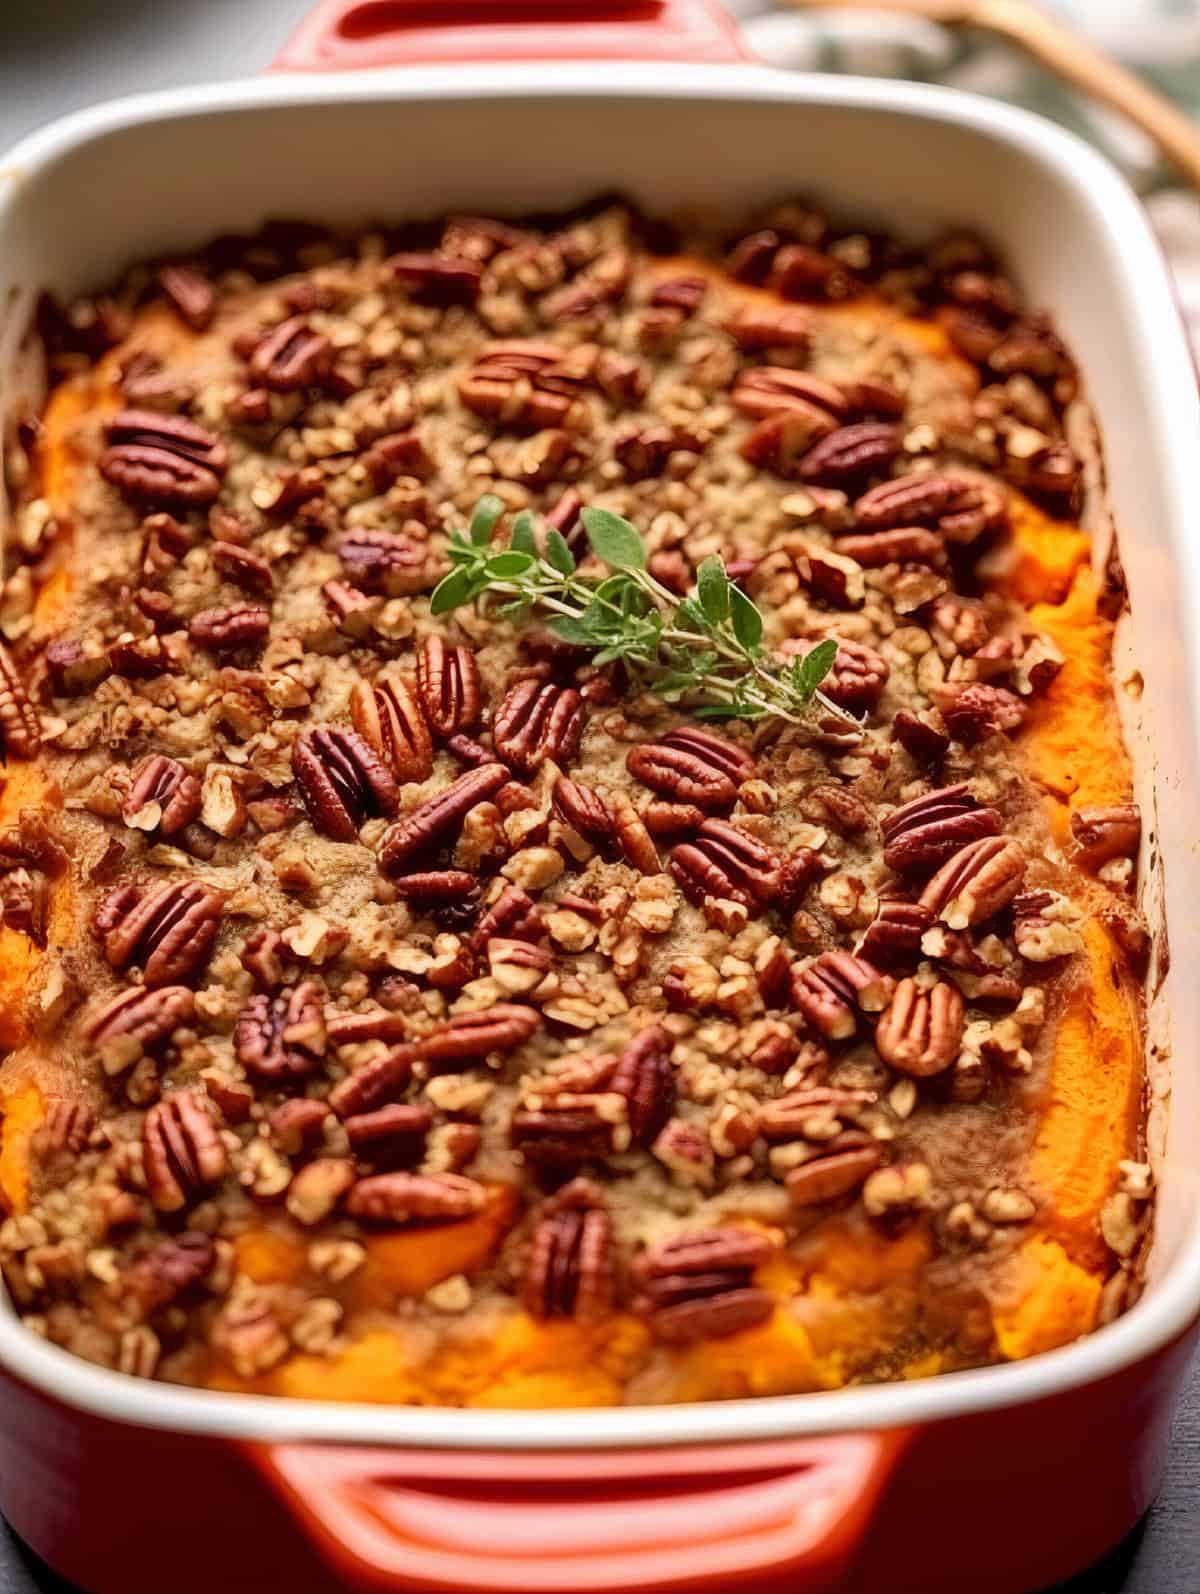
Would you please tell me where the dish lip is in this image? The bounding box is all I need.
[1,59,1198,1445]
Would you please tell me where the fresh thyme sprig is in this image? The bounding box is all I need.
[429,495,845,727]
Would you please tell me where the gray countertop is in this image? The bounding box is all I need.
[1,3,1196,1590]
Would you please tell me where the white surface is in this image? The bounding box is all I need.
[0,61,1197,1448]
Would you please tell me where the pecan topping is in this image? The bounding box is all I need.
[123,755,202,837]
[0,645,41,759]
[512,1102,616,1174]
[345,1171,486,1225]
[493,680,586,774]
[470,885,544,951]
[338,528,426,596]
[1071,803,1141,871]
[792,951,891,1040]
[378,763,509,876]
[819,638,890,712]
[838,527,946,568]
[33,1100,95,1162]
[892,710,950,764]
[937,683,1027,742]
[390,251,482,306]
[552,777,614,848]
[633,1229,775,1343]
[417,637,483,740]
[626,726,752,811]
[126,1232,215,1314]
[610,791,661,875]
[724,306,811,351]
[189,605,270,653]
[158,265,215,331]
[881,784,1001,875]
[100,410,228,506]
[854,473,1005,541]
[95,880,223,986]
[350,674,433,783]
[669,819,780,908]
[286,1159,356,1226]
[733,367,849,425]
[796,422,900,486]
[919,836,1026,928]
[859,900,935,966]
[344,1104,433,1165]
[293,726,402,843]
[523,1183,613,1320]
[758,1086,874,1142]
[84,985,195,1059]
[875,978,964,1077]
[614,424,705,478]
[212,541,274,595]
[610,1026,674,1148]
[248,316,331,391]
[391,871,480,917]
[142,1090,227,1212]
[235,982,326,1083]
[786,1137,883,1208]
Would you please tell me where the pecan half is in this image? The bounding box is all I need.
[378,763,509,875]
[158,265,215,331]
[936,682,1027,742]
[417,637,483,740]
[189,606,270,653]
[493,680,586,774]
[95,880,223,986]
[212,541,274,595]
[338,529,426,596]
[785,1137,883,1208]
[523,1186,614,1320]
[293,726,402,843]
[327,1046,414,1117]
[418,1003,542,1070]
[470,885,544,951]
[875,978,964,1077]
[126,1231,214,1314]
[614,424,705,478]
[390,252,482,306]
[733,367,849,425]
[669,819,780,908]
[350,674,433,783]
[84,985,195,1059]
[919,835,1026,928]
[345,1171,486,1224]
[626,726,752,811]
[858,900,934,966]
[891,710,950,764]
[33,1100,95,1163]
[853,473,1003,537]
[1070,803,1141,873]
[344,1104,433,1166]
[100,410,228,506]
[0,646,41,759]
[797,422,900,486]
[123,755,202,837]
[758,1086,874,1142]
[633,1228,775,1343]
[610,1026,674,1148]
[819,638,890,712]
[235,982,326,1083]
[553,776,614,848]
[792,951,891,1040]
[881,784,1001,875]
[248,316,331,391]
[838,527,946,567]
[142,1090,227,1212]
[724,306,811,351]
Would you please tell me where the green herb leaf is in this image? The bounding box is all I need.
[544,528,576,577]
[674,597,709,636]
[697,557,731,626]
[549,614,600,646]
[430,566,478,616]
[509,511,538,557]
[729,586,763,653]
[469,494,506,548]
[791,638,839,700]
[486,551,537,581]
[582,507,646,570]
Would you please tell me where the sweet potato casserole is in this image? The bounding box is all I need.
[0,199,1151,1405]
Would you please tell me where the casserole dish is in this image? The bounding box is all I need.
[0,3,1198,1590]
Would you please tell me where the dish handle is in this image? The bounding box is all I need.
[246,1429,910,1592]
[273,0,754,71]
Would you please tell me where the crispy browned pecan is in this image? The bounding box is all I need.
[123,755,202,837]
[632,1228,775,1343]
[391,870,480,911]
[891,710,950,764]
[769,241,860,301]
[1070,803,1141,871]
[838,527,946,567]
[211,540,274,595]
[95,880,223,987]
[293,725,402,843]
[32,1099,95,1163]
[189,605,270,652]
[785,1137,883,1208]
[936,682,1027,742]
[523,1185,614,1320]
[45,637,111,697]
[797,421,900,486]
[420,1003,542,1069]
[442,213,530,260]
[158,265,216,330]
[881,783,1001,875]
[792,951,891,1041]
[545,485,585,553]
[553,776,614,848]
[469,885,544,951]
[853,473,1002,539]
[100,410,228,506]
[626,726,753,810]
[600,791,657,875]
[610,1026,675,1148]
[390,251,482,305]
[643,800,706,836]
[613,423,705,478]
[724,305,811,351]
[458,374,575,431]
[0,645,41,760]
[809,784,872,837]
[126,1231,214,1314]
[286,1158,356,1226]
[363,429,432,485]
[142,1089,227,1212]
[109,635,173,680]
[378,762,509,875]
[819,638,890,711]
[511,1106,616,1173]
[345,1171,486,1224]
[758,1086,875,1142]
[344,1103,433,1166]
[776,847,824,914]
[732,367,847,426]
[322,580,375,633]
[726,228,783,283]
[327,1044,414,1117]
[243,926,286,991]
[84,984,194,1059]
[350,674,433,783]
[417,636,483,740]
[650,274,707,314]
[875,978,964,1077]
[248,316,331,391]
[669,819,780,909]
[919,835,1026,928]
[740,412,831,475]
[1006,437,1081,506]
[268,1097,331,1155]
[337,528,426,596]
[493,680,585,774]
[858,900,935,966]
[235,981,326,1083]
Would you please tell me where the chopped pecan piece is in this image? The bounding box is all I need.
[649,274,707,315]
[724,305,811,351]
[1070,803,1141,871]
[875,978,964,1077]
[819,638,890,712]
[126,1232,214,1314]
[758,1085,874,1142]
[123,755,202,837]
[417,637,483,740]
[248,316,331,391]
[211,540,274,595]
[345,1171,486,1225]
[511,1104,616,1173]
[627,726,752,811]
[189,605,270,653]
[268,1098,331,1155]
[919,835,1026,928]
[33,1100,95,1162]
[881,783,1001,875]
[792,951,891,1041]
[338,528,426,596]
[95,880,223,987]
[614,424,705,478]
[142,1090,227,1212]
[293,726,402,843]
[470,885,544,951]
[235,982,326,1083]
[936,682,1027,742]
[891,710,950,764]
[610,1026,674,1148]
[523,1182,614,1320]
[378,763,509,876]
[286,1158,356,1226]
[669,819,780,908]
[390,251,483,306]
[633,1228,775,1343]
[84,985,195,1061]
[0,645,41,759]
[493,680,586,774]
[100,410,228,507]
[350,674,434,783]
[158,265,215,331]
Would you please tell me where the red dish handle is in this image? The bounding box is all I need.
[274,0,754,71]
[247,1430,911,1593]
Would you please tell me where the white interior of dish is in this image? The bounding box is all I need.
[0,63,1197,1446]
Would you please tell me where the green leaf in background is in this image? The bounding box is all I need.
[582,507,647,570]
[509,511,538,557]
[729,586,764,653]
[430,566,477,615]
[469,494,506,547]
[791,638,838,700]
[674,597,709,635]
[697,556,731,626]
[549,613,600,647]
[544,528,576,576]
[486,551,537,580]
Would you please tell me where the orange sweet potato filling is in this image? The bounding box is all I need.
[0,294,1142,1402]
